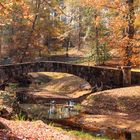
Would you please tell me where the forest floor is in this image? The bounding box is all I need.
[66,86,140,133]
[0,118,79,140]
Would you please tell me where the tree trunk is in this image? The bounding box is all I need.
[124,0,135,66]
[95,12,100,65]
[77,8,82,51]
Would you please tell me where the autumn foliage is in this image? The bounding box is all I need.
[82,0,140,66]
[0,0,65,62]
[0,0,140,66]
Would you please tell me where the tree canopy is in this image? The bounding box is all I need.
[0,0,139,66]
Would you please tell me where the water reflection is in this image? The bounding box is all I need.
[20,100,79,120]
[47,100,79,119]
[67,100,75,107]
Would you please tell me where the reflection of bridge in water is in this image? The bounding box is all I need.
[48,100,78,119]
[0,61,133,88]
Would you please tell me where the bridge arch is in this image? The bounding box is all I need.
[0,61,123,89]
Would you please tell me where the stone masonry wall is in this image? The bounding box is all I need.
[0,61,123,88]
[132,71,140,85]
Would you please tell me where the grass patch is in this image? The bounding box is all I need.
[13,111,27,121]
[48,123,109,140]
[50,124,109,140]
[68,129,109,140]
[74,103,83,111]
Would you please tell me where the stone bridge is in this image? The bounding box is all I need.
[0,61,132,88]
